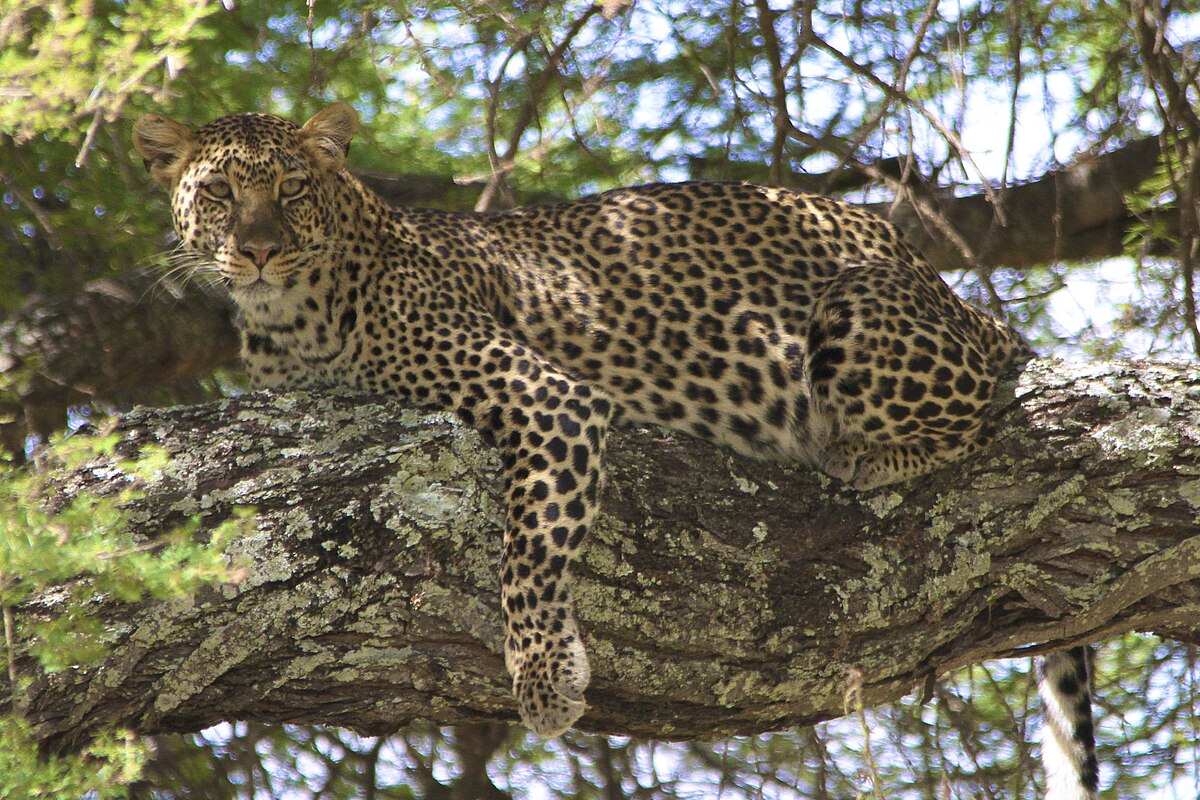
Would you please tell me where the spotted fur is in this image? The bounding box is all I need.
[134,103,1030,738]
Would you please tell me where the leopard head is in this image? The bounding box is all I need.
[133,103,358,294]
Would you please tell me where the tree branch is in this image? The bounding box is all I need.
[871,136,1170,272]
[0,273,238,457]
[13,358,1200,754]
[686,134,1175,271]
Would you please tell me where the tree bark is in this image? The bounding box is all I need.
[873,136,1170,271]
[13,358,1200,754]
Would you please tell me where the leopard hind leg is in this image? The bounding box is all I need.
[805,259,1010,490]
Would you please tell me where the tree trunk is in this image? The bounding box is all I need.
[13,358,1200,754]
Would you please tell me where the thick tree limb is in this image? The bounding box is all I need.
[873,136,1169,271]
[13,358,1200,753]
[693,135,1169,270]
[216,132,1182,269]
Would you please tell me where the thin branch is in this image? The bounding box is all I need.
[1001,0,1023,191]
[811,33,1004,221]
[2,598,17,713]
[500,5,601,162]
[478,31,535,211]
[363,736,385,800]
[1129,0,1200,357]
[475,7,600,212]
[752,0,790,184]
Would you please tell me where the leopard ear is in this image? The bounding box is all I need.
[300,103,359,171]
[132,114,197,189]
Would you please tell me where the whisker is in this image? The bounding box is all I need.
[137,246,228,303]
[137,238,351,303]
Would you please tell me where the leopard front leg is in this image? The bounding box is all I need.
[445,329,613,737]
[488,380,611,736]
[241,328,316,389]
[496,379,611,737]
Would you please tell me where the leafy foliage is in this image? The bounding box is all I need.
[0,716,145,800]
[0,0,218,145]
[0,429,247,671]
[0,427,249,797]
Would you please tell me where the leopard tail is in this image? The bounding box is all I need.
[1037,647,1099,800]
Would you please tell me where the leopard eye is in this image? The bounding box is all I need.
[202,179,232,200]
[279,176,307,199]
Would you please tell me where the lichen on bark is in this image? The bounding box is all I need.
[10,358,1200,751]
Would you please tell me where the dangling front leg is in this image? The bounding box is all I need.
[453,338,614,738]
[495,378,612,737]
[441,323,613,736]
[403,315,613,736]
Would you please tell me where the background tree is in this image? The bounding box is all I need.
[1,0,1199,797]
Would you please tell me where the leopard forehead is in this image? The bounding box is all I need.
[196,112,300,150]
[189,113,308,178]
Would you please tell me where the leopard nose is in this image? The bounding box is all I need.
[239,243,280,267]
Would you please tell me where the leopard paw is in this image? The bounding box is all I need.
[820,440,862,484]
[824,440,917,490]
[509,629,591,738]
[849,461,898,491]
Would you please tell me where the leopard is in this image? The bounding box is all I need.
[133,103,1083,780]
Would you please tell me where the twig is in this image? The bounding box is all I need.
[501,5,602,162]
[753,0,791,184]
[1129,0,1200,356]
[474,6,603,211]
[844,667,887,800]
[2,587,18,712]
[74,108,104,168]
[812,32,1005,222]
